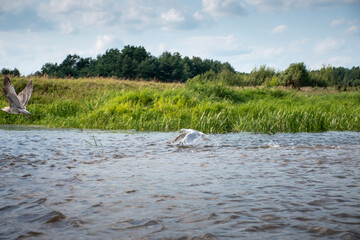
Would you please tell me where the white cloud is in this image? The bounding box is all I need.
[120,5,159,32]
[314,37,345,54]
[264,47,284,57]
[328,56,353,66]
[0,0,36,12]
[96,35,114,50]
[252,46,284,58]
[0,31,70,75]
[81,11,115,26]
[271,24,287,34]
[194,10,205,21]
[331,18,360,34]
[161,8,205,30]
[182,34,249,57]
[161,8,185,23]
[222,44,287,72]
[2,0,205,33]
[246,0,359,12]
[331,18,345,27]
[47,0,81,13]
[345,25,359,33]
[288,38,309,52]
[161,8,186,30]
[201,0,247,17]
[116,0,209,32]
[46,0,108,13]
[37,0,119,34]
[93,34,115,54]
[245,0,304,12]
[59,21,77,35]
[1,0,358,75]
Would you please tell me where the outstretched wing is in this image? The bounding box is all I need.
[168,132,188,144]
[3,76,22,109]
[183,132,202,144]
[18,79,33,107]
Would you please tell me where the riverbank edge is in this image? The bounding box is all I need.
[0,77,359,133]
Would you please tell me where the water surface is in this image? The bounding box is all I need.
[1,126,359,239]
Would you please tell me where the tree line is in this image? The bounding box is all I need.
[36,45,235,82]
[192,63,360,89]
[1,68,20,77]
[2,45,359,88]
[251,63,360,89]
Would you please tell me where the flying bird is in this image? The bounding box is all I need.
[168,129,209,146]
[2,76,33,119]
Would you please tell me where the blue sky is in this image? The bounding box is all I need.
[0,0,359,75]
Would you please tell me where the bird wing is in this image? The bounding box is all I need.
[18,79,33,107]
[3,76,22,109]
[168,132,188,144]
[183,132,201,144]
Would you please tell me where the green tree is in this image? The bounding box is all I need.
[120,45,151,79]
[37,45,238,81]
[157,51,184,82]
[1,68,10,75]
[248,65,275,86]
[77,57,94,77]
[11,68,20,77]
[170,52,184,81]
[95,48,122,77]
[122,55,138,79]
[280,62,310,88]
[57,54,80,77]
[191,57,206,76]
[309,64,333,87]
[348,66,360,86]
[137,57,159,79]
[41,63,58,77]
[220,62,235,73]
[122,45,149,63]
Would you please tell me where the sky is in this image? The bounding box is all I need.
[0,0,359,76]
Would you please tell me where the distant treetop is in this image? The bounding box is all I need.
[36,45,235,82]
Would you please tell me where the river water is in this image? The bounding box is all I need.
[0,126,359,240]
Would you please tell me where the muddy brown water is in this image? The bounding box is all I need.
[1,126,359,239]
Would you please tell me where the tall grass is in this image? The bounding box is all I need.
[0,77,359,133]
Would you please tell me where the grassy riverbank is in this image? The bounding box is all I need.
[1,77,359,133]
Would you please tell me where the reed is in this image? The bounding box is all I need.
[0,77,359,133]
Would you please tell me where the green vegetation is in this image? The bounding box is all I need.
[1,76,359,134]
[189,63,360,89]
[3,45,358,89]
[35,45,235,82]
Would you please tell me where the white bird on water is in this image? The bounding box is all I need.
[2,76,33,119]
[168,129,209,146]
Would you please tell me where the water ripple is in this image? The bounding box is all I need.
[0,126,359,239]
